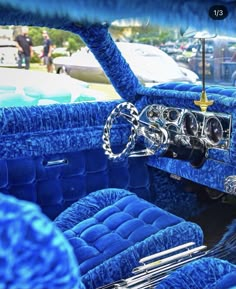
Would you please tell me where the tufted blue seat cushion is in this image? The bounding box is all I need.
[55,188,204,289]
[65,193,183,275]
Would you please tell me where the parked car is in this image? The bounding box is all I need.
[159,42,182,55]
[187,36,236,85]
[52,47,70,57]
[0,39,18,67]
[54,42,200,85]
[0,67,108,107]
[175,42,200,62]
[32,45,43,57]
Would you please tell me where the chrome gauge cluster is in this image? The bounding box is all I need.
[197,111,231,149]
[103,101,231,165]
[103,101,232,166]
[140,104,231,150]
[204,116,223,145]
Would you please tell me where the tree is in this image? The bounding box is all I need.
[109,24,178,46]
[67,37,81,54]
[28,26,84,49]
[28,27,43,46]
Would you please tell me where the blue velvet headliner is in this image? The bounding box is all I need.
[0,0,236,37]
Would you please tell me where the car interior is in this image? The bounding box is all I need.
[0,1,236,289]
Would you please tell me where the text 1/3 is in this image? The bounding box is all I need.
[209,5,228,20]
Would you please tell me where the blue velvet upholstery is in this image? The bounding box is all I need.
[0,149,150,219]
[0,101,151,219]
[0,193,83,289]
[0,101,122,158]
[157,219,236,288]
[76,24,142,101]
[149,168,207,219]
[0,2,235,289]
[213,271,236,289]
[1,80,235,216]
[135,82,236,193]
[55,188,204,289]
[156,257,236,289]
[0,0,235,37]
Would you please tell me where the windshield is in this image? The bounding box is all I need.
[0,18,236,109]
[116,42,188,83]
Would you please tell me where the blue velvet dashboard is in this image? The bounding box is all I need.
[135,82,236,193]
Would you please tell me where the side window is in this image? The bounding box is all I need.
[0,25,120,109]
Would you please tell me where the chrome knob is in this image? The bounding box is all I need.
[224,176,236,195]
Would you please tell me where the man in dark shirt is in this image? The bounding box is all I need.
[42,30,53,73]
[15,26,33,70]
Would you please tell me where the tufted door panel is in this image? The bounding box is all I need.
[0,149,150,219]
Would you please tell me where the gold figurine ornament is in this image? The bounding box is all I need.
[194,91,214,112]
[193,35,215,112]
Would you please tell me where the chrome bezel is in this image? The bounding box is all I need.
[146,105,162,122]
[180,112,198,136]
[166,123,180,134]
[162,108,180,122]
[204,116,224,146]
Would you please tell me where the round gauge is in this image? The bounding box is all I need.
[146,106,161,121]
[166,124,179,140]
[181,112,198,136]
[163,109,179,122]
[205,117,223,145]
[167,124,179,133]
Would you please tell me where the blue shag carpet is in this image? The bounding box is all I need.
[149,168,207,219]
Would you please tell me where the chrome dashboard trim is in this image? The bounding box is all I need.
[140,104,232,151]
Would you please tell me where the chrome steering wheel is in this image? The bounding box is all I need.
[103,102,169,161]
[102,102,139,161]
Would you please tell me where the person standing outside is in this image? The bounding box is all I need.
[15,26,33,70]
[42,30,53,73]
[231,51,236,62]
